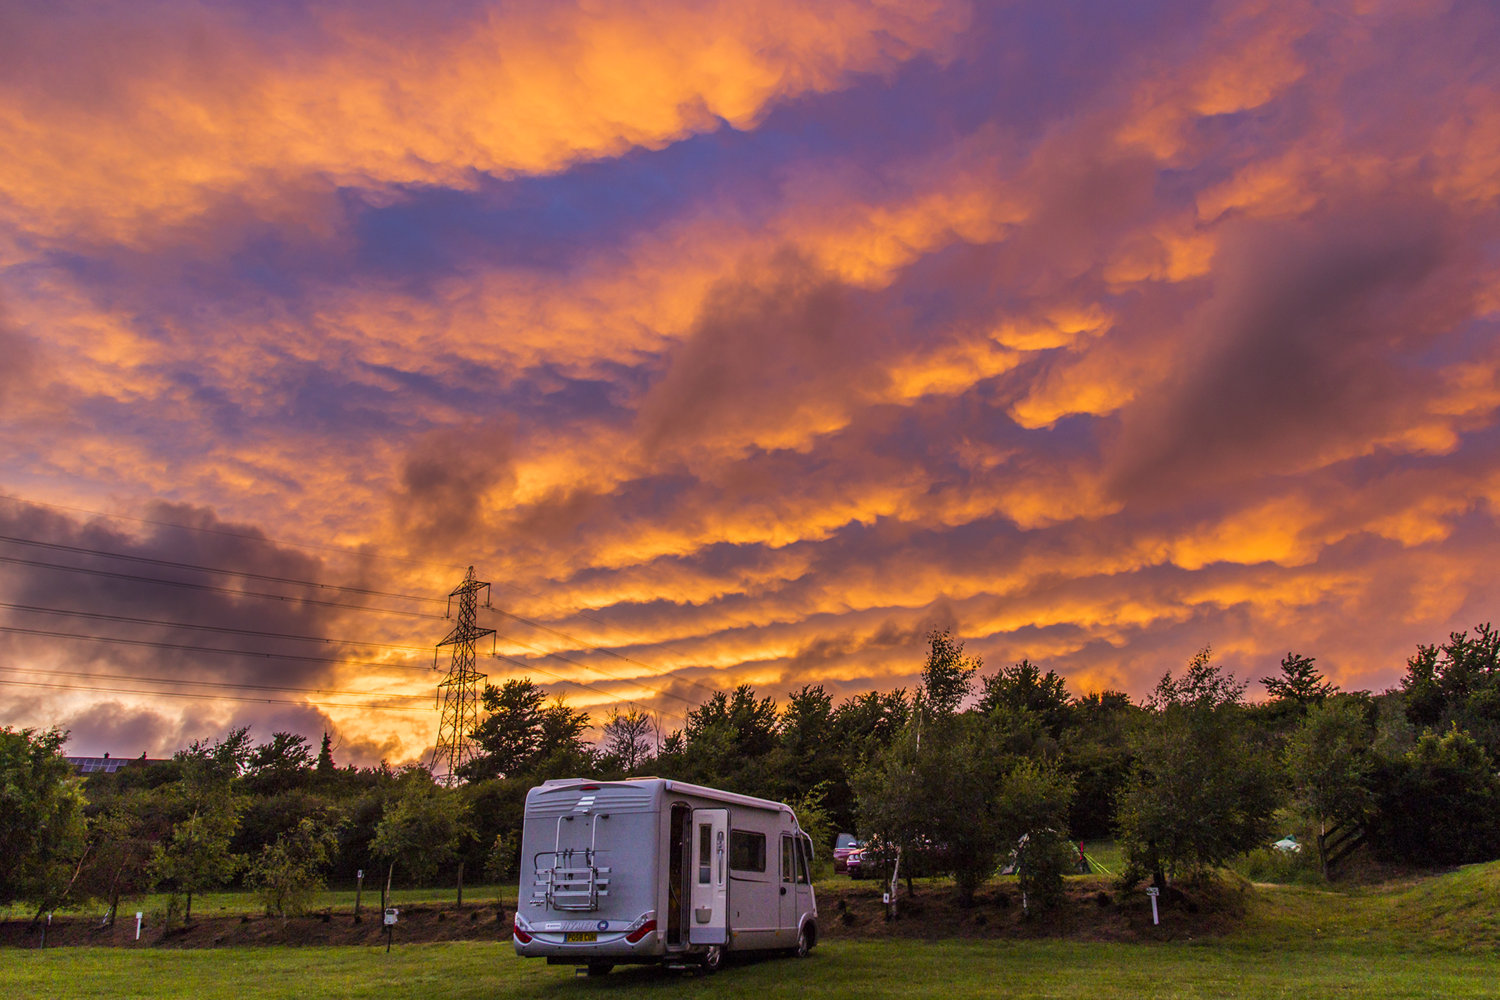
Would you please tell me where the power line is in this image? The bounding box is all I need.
[0,601,433,652]
[484,606,723,702]
[0,607,694,722]
[0,492,465,572]
[0,677,434,714]
[494,630,702,710]
[0,623,435,674]
[0,533,448,605]
[0,553,447,620]
[0,665,428,703]
[488,651,688,728]
[0,493,723,708]
[0,506,720,706]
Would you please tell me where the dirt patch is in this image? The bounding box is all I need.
[820,877,1245,944]
[0,878,1243,950]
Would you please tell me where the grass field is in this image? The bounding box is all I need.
[5,862,1498,998]
[3,937,1496,1000]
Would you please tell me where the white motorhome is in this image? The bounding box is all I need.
[513,777,818,974]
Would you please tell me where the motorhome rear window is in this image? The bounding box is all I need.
[729,830,766,872]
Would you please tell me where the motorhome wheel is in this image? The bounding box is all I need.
[699,945,723,973]
[795,926,811,958]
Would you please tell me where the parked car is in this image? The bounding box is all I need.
[845,838,947,880]
[833,833,861,874]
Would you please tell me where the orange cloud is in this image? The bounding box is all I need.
[0,0,969,243]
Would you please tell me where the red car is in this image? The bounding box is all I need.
[833,833,861,874]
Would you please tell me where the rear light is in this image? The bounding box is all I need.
[513,918,532,944]
[625,919,657,943]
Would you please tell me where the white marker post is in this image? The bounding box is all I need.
[1146,887,1160,925]
[135,911,143,941]
[384,907,399,953]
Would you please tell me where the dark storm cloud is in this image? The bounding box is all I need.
[637,252,889,454]
[0,498,353,691]
[1108,201,1479,501]
[393,422,517,549]
[56,703,190,759]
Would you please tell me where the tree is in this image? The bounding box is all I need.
[852,723,940,892]
[778,685,840,804]
[1370,727,1500,865]
[826,688,909,834]
[995,759,1075,910]
[316,732,336,774]
[599,707,656,773]
[1402,624,1500,760]
[978,660,1073,736]
[0,727,89,916]
[855,632,1023,907]
[537,697,593,761]
[243,732,315,796]
[1261,653,1337,712]
[935,720,1007,906]
[463,679,546,780]
[149,801,244,922]
[371,779,472,901]
[920,629,981,717]
[247,815,342,918]
[1117,648,1279,884]
[786,782,835,874]
[1062,691,1138,840]
[831,689,909,767]
[659,685,781,797]
[176,725,254,784]
[1284,696,1373,875]
[74,801,157,927]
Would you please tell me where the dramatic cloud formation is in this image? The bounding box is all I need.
[2,0,1498,763]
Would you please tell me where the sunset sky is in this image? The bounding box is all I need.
[2,0,1499,765]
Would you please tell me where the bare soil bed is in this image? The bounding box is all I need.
[0,877,1239,950]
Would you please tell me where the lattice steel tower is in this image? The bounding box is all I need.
[429,566,495,786]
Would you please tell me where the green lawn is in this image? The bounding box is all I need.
[3,938,1494,1000]
[7,862,1499,998]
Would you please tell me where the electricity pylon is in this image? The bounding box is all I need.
[429,566,494,786]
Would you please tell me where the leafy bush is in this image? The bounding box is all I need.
[1371,727,1500,865]
[247,817,340,918]
[1015,828,1075,910]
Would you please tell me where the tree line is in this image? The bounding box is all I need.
[5,623,1500,923]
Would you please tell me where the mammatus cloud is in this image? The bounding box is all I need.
[0,0,969,242]
[1108,202,1481,500]
[2,1,1499,760]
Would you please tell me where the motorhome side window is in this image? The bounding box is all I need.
[729,830,766,872]
[698,823,713,884]
[781,835,795,883]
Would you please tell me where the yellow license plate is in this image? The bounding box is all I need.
[564,932,597,943]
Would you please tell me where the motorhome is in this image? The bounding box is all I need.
[513,777,818,974]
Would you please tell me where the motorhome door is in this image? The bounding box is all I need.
[688,808,728,945]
